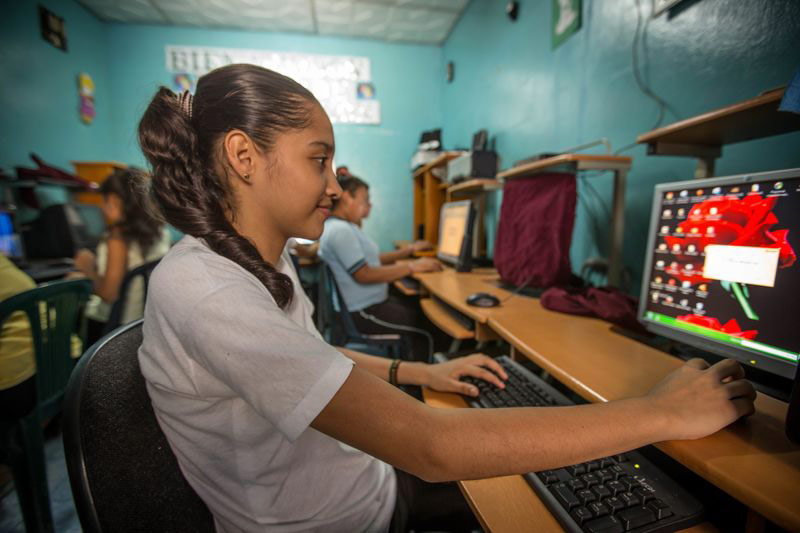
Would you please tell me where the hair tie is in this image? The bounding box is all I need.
[177,90,193,119]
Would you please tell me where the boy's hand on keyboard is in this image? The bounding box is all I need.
[424,354,508,397]
[409,257,443,273]
[646,358,756,441]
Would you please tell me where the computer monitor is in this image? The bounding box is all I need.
[21,203,98,259]
[73,203,106,246]
[638,168,800,383]
[437,200,475,272]
[0,210,24,260]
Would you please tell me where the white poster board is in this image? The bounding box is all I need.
[165,45,380,124]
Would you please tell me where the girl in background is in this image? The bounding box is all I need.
[74,168,170,342]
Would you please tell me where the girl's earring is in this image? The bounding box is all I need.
[242,173,250,182]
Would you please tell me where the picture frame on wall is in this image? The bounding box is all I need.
[552,0,581,49]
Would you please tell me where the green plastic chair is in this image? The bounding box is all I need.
[0,278,92,533]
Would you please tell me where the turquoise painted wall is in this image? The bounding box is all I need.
[0,0,112,171]
[441,0,800,293]
[1,0,112,212]
[105,24,442,252]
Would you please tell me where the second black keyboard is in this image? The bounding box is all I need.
[461,356,704,533]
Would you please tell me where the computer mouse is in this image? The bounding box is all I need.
[466,292,501,308]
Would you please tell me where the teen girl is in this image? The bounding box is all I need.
[137,64,755,532]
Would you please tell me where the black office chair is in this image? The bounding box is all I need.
[62,320,215,532]
[102,259,160,335]
[318,263,410,359]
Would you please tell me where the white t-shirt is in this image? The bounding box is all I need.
[138,235,396,532]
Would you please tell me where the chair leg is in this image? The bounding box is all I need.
[7,416,54,533]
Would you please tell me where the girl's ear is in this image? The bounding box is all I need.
[224,129,257,184]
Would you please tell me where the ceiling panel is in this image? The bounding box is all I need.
[77,0,468,44]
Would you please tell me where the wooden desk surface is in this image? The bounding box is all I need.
[487,299,800,531]
[636,88,800,147]
[414,269,504,325]
[497,154,632,181]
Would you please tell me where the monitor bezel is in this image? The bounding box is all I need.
[638,167,800,381]
[436,199,473,266]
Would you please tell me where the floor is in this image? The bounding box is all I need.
[0,431,81,533]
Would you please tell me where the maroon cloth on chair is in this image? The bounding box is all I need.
[540,286,645,332]
[494,172,576,288]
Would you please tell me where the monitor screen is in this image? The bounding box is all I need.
[437,200,472,263]
[0,211,23,259]
[73,203,106,243]
[639,168,800,380]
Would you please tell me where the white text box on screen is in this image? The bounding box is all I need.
[703,245,780,287]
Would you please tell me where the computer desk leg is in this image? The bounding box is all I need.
[608,169,627,288]
[694,157,716,179]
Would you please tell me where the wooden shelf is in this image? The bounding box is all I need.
[497,154,632,180]
[637,88,800,147]
[412,151,466,179]
[420,298,474,340]
[393,279,420,296]
[447,178,501,196]
[636,88,800,178]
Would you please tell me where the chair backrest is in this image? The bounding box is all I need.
[0,278,92,417]
[63,320,215,533]
[103,259,160,334]
[319,262,364,344]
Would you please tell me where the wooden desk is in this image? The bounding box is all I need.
[497,154,632,287]
[636,89,800,178]
[418,272,800,531]
[414,269,503,342]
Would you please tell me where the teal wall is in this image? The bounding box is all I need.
[441,0,800,293]
[105,24,442,252]
[0,0,112,171]
[1,0,112,212]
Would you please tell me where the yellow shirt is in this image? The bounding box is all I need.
[0,256,82,390]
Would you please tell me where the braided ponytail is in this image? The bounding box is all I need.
[138,65,317,308]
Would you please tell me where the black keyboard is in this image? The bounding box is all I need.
[433,296,474,331]
[462,356,704,533]
[398,277,421,291]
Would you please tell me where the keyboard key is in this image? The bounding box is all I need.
[586,460,601,472]
[597,469,614,483]
[609,465,625,478]
[618,476,639,491]
[568,464,586,476]
[568,479,585,491]
[614,454,629,463]
[605,496,625,513]
[619,491,640,507]
[538,470,559,485]
[647,499,674,520]
[577,489,597,505]
[617,506,657,530]
[585,515,625,533]
[633,487,654,503]
[550,483,581,510]
[582,473,600,487]
[600,458,616,468]
[592,485,612,500]
[571,506,594,525]
[588,501,610,517]
[606,481,625,495]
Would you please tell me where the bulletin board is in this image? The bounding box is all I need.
[165,45,380,125]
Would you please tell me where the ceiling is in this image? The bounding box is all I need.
[77,0,470,45]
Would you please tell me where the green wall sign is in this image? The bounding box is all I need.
[552,0,582,49]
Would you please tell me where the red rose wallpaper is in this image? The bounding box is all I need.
[676,314,758,340]
[663,193,796,284]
